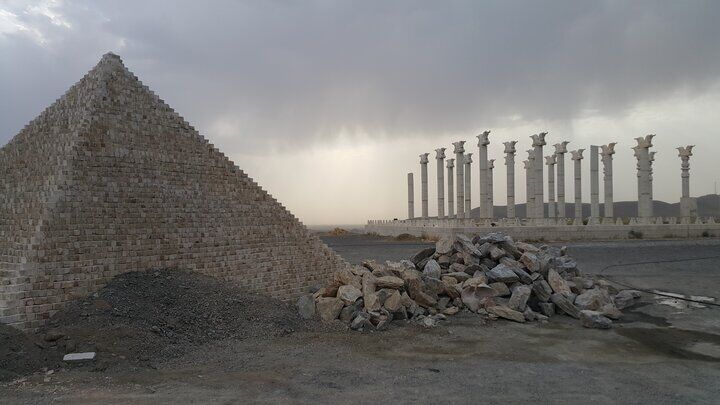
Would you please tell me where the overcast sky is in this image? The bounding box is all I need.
[2,1,720,225]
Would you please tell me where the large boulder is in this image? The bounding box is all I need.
[296,294,316,319]
[461,284,496,312]
[375,276,405,289]
[383,290,403,312]
[487,305,526,323]
[550,293,581,319]
[532,280,553,302]
[508,285,532,312]
[574,288,611,311]
[486,264,520,283]
[423,260,442,279]
[580,310,613,329]
[614,289,642,309]
[411,247,436,267]
[337,285,363,304]
[435,236,455,255]
[334,268,362,290]
[547,269,572,296]
[316,297,344,322]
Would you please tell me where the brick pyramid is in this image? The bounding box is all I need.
[0,53,347,330]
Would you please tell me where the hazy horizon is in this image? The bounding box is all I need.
[2,1,720,225]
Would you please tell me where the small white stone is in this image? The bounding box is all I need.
[63,352,96,362]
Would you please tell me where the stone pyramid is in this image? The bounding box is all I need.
[0,53,347,330]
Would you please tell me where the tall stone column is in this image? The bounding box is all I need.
[488,159,495,219]
[590,145,600,219]
[545,155,556,218]
[571,149,585,219]
[464,153,473,218]
[407,173,414,219]
[453,141,466,218]
[525,148,535,218]
[446,159,455,218]
[633,135,655,218]
[420,153,429,219]
[678,145,695,218]
[554,141,570,218]
[477,130,491,218]
[435,148,446,218]
[649,151,656,203]
[503,141,517,218]
[531,133,547,218]
[600,143,616,218]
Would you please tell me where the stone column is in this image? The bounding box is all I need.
[678,145,695,217]
[446,159,455,218]
[464,153,473,218]
[531,132,547,218]
[503,141,517,218]
[420,153,429,219]
[453,141,466,218]
[435,148,446,219]
[525,148,535,218]
[633,135,655,218]
[488,159,495,219]
[590,145,600,219]
[571,149,585,219]
[545,155,556,218]
[554,141,570,218]
[477,130,491,218]
[407,172,414,219]
[600,143,616,218]
[649,151,656,203]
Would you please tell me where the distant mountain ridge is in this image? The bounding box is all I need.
[466,194,720,219]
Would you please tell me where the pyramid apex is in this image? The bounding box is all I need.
[102,51,121,60]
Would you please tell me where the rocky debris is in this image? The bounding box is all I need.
[296,294,316,319]
[580,310,613,329]
[63,352,96,362]
[313,232,638,331]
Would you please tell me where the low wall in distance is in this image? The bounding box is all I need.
[365,217,720,241]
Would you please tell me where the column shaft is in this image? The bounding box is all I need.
[572,149,585,220]
[477,131,490,218]
[453,142,465,217]
[435,148,446,219]
[407,173,414,219]
[447,159,455,218]
[601,143,616,218]
[464,154,473,218]
[504,142,517,219]
[420,153,429,219]
[554,142,569,218]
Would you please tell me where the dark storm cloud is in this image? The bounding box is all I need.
[2,0,720,151]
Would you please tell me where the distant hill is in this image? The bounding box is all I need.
[466,194,720,219]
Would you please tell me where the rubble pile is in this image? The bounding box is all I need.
[308,232,640,331]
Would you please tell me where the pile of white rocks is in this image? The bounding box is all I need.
[306,232,641,331]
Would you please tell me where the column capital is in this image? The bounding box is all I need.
[531,132,548,147]
[419,153,429,164]
[571,149,585,160]
[522,160,530,169]
[677,145,694,158]
[488,159,495,169]
[554,141,570,154]
[634,134,655,149]
[544,155,556,166]
[435,147,446,159]
[446,158,455,168]
[477,130,491,146]
[600,142,617,156]
[452,141,466,154]
[464,153,473,164]
[503,140,517,154]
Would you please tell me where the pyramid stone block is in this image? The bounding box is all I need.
[0,53,348,330]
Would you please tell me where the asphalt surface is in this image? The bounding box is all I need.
[2,236,719,404]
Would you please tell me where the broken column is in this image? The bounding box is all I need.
[435,148,446,218]
[446,159,455,218]
[464,153,473,218]
[633,135,655,218]
[545,155,556,218]
[554,141,570,218]
[477,130,491,218]
[453,141,466,218]
[600,143,616,218]
[488,159,495,219]
[407,173,414,219]
[504,141,517,218]
[571,149,585,220]
[420,153,429,219]
[678,145,696,218]
[531,133,547,218]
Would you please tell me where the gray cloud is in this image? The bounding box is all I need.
[2,0,720,154]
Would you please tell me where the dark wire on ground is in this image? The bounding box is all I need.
[595,254,720,308]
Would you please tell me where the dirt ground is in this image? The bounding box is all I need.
[2,236,720,404]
